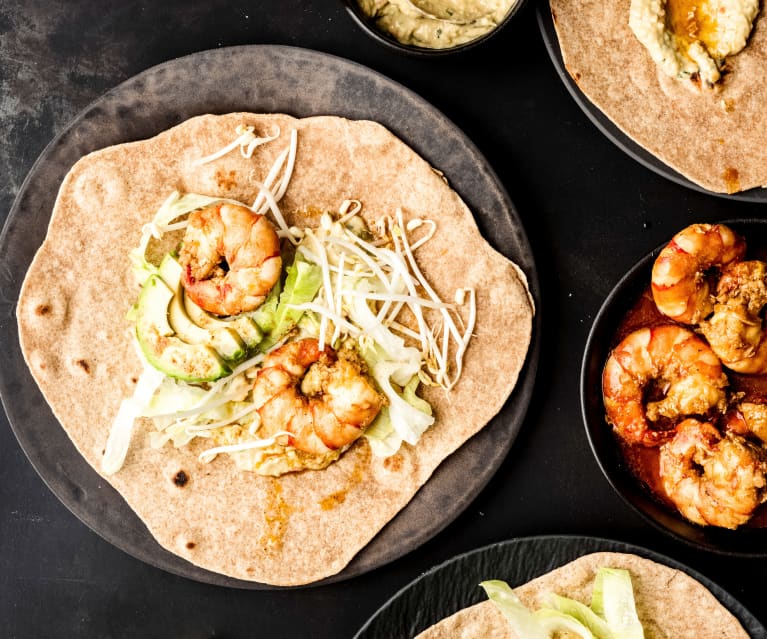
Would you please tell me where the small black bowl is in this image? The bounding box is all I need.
[581,218,767,556]
[342,0,527,56]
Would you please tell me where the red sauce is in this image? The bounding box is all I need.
[610,284,767,528]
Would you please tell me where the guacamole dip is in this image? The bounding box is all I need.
[357,0,516,49]
[629,0,759,86]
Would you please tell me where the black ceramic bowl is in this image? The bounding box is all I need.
[581,219,767,556]
[342,0,527,56]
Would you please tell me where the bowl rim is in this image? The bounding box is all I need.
[341,0,528,56]
[581,218,767,557]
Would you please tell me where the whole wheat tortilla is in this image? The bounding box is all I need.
[416,552,749,639]
[549,0,767,194]
[16,113,533,586]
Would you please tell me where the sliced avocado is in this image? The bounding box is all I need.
[157,254,249,361]
[169,294,246,362]
[183,294,263,350]
[135,275,229,382]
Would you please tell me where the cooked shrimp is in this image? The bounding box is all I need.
[659,418,767,529]
[651,223,745,324]
[602,326,728,446]
[179,203,281,316]
[726,402,767,444]
[699,260,767,374]
[252,339,385,455]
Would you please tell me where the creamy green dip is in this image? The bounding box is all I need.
[629,0,759,86]
[357,0,516,49]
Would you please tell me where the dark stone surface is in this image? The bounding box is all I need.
[1,0,766,638]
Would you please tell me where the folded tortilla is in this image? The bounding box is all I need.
[416,552,749,638]
[549,1,767,194]
[16,113,533,585]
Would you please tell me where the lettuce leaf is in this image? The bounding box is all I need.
[258,253,323,350]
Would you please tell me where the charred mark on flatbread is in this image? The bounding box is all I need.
[724,167,741,193]
[35,304,51,316]
[75,359,90,374]
[215,169,238,191]
[185,541,196,549]
[319,490,347,510]
[173,470,189,487]
[383,455,403,472]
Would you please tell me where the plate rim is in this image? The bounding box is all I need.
[0,43,541,589]
[535,4,767,204]
[352,534,767,638]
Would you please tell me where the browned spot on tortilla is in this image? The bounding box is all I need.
[319,490,347,510]
[131,376,138,384]
[723,98,736,113]
[300,205,325,219]
[38,362,46,370]
[35,304,51,316]
[574,71,581,81]
[258,479,292,553]
[75,359,90,374]
[173,470,189,487]
[690,72,702,89]
[215,169,238,191]
[723,167,741,193]
[383,455,403,472]
[563,62,579,86]
[185,541,196,549]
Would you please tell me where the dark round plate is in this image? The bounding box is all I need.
[0,45,540,588]
[582,219,767,556]
[353,535,766,638]
[536,5,767,203]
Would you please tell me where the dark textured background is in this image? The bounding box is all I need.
[1,1,766,637]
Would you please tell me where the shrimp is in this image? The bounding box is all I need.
[179,203,281,316]
[659,418,767,529]
[699,260,767,374]
[252,339,385,455]
[651,223,746,324]
[726,402,767,444]
[602,325,728,446]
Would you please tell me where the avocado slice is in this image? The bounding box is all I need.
[157,255,250,360]
[183,294,263,350]
[135,275,229,382]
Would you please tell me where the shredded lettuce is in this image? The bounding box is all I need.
[480,581,550,639]
[101,362,166,475]
[250,275,283,333]
[533,609,596,639]
[481,568,644,639]
[363,408,400,457]
[363,374,432,455]
[592,569,645,639]
[258,253,323,350]
[547,593,614,639]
